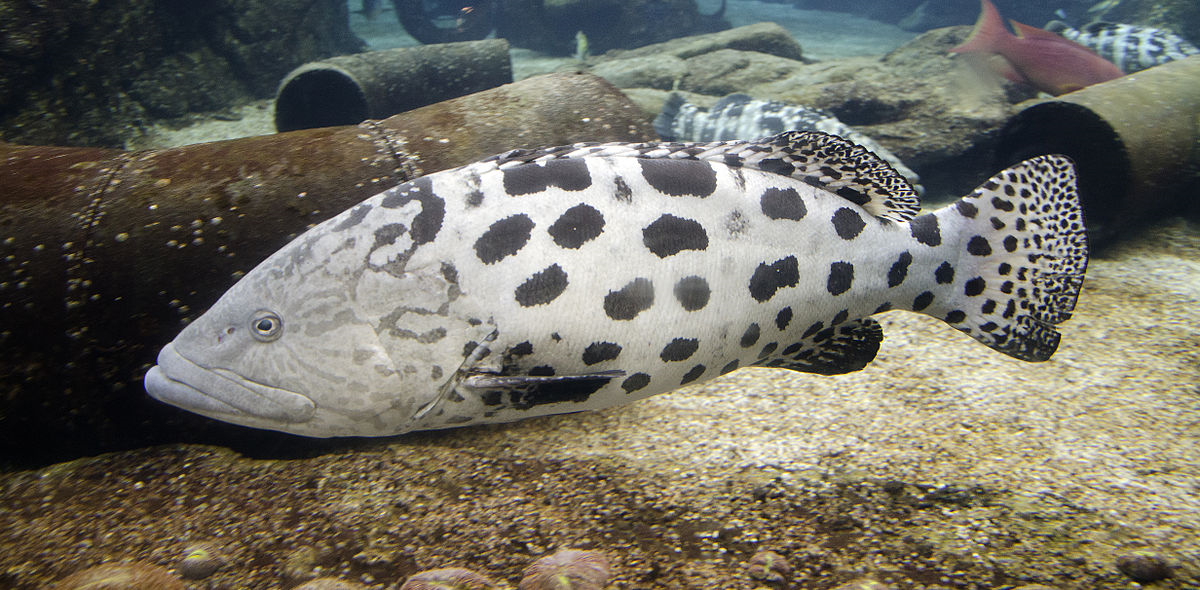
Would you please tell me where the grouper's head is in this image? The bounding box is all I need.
[144,197,467,437]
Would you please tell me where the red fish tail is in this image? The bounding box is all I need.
[950,0,1012,54]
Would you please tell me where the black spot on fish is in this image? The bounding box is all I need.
[509,341,533,356]
[991,196,1015,212]
[935,262,955,284]
[759,342,778,357]
[474,214,534,264]
[622,372,651,393]
[661,338,699,362]
[465,188,484,207]
[874,302,893,314]
[888,252,912,287]
[967,236,992,255]
[832,207,866,240]
[720,360,739,374]
[334,204,372,231]
[758,158,795,176]
[582,341,622,365]
[681,364,706,385]
[613,176,633,203]
[748,255,799,302]
[639,158,718,197]
[515,264,568,307]
[760,187,807,220]
[831,309,849,325]
[740,323,761,348]
[776,306,793,330]
[1003,235,1018,252]
[827,262,854,296]
[783,342,804,355]
[551,332,562,342]
[441,262,459,284]
[372,223,407,249]
[964,277,986,296]
[910,213,941,246]
[674,276,711,311]
[982,299,997,314]
[643,214,708,258]
[604,278,654,320]
[502,159,592,195]
[802,321,822,338]
[956,200,978,218]
[913,291,934,311]
[530,365,555,376]
[946,310,966,323]
[549,204,605,249]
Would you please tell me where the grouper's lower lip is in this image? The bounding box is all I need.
[144,343,316,424]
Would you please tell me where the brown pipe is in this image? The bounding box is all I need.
[995,55,1200,243]
[274,39,514,132]
[0,71,655,466]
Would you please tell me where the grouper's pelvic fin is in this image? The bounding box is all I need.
[923,155,1088,361]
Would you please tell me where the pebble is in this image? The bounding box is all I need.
[292,578,369,590]
[830,579,894,590]
[399,567,499,590]
[746,550,791,583]
[177,541,226,579]
[1115,551,1172,583]
[518,549,611,590]
[53,562,186,590]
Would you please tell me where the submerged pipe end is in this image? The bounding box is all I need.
[995,101,1131,244]
[275,65,369,133]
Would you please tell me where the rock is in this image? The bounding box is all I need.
[0,0,362,147]
[53,562,186,590]
[518,549,611,590]
[589,55,687,91]
[497,0,729,55]
[1115,551,1173,583]
[829,578,894,590]
[601,22,804,62]
[177,541,227,579]
[292,578,369,590]
[746,550,791,583]
[679,50,806,95]
[399,567,499,589]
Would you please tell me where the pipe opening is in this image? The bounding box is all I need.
[275,68,368,132]
[995,101,1131,240]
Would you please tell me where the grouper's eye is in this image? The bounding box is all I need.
[250,310,283,342]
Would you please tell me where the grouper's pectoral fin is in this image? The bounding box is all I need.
[757,319,883,376]
[462,370,626,411]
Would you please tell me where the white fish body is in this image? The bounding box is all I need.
[654,93,922,192]
[144,132,1087,437]
[1046,20,1200,73]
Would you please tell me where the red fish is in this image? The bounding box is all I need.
[950,0,1124,95]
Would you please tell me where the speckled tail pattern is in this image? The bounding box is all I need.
[928,155,1088,362]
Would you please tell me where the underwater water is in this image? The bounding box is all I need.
[0,0,1198,589]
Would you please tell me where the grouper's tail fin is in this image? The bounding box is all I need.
[928,155,1088,361]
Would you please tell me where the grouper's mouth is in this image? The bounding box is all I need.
[144,342,316,425]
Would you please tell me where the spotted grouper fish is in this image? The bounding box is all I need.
[144,132,1088,437]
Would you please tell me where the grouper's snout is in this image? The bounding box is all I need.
[144,342,316,425]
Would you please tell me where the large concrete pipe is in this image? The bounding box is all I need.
[0,72,655,467]
[995,55,1200,244]
[274,39,513,132]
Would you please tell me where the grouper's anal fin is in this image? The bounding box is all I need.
[756,318,883,375]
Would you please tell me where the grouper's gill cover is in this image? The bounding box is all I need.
[144,131,1088,437]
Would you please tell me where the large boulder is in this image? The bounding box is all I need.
[0,0,363,147]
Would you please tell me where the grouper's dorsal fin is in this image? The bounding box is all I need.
[487,131,921,223]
